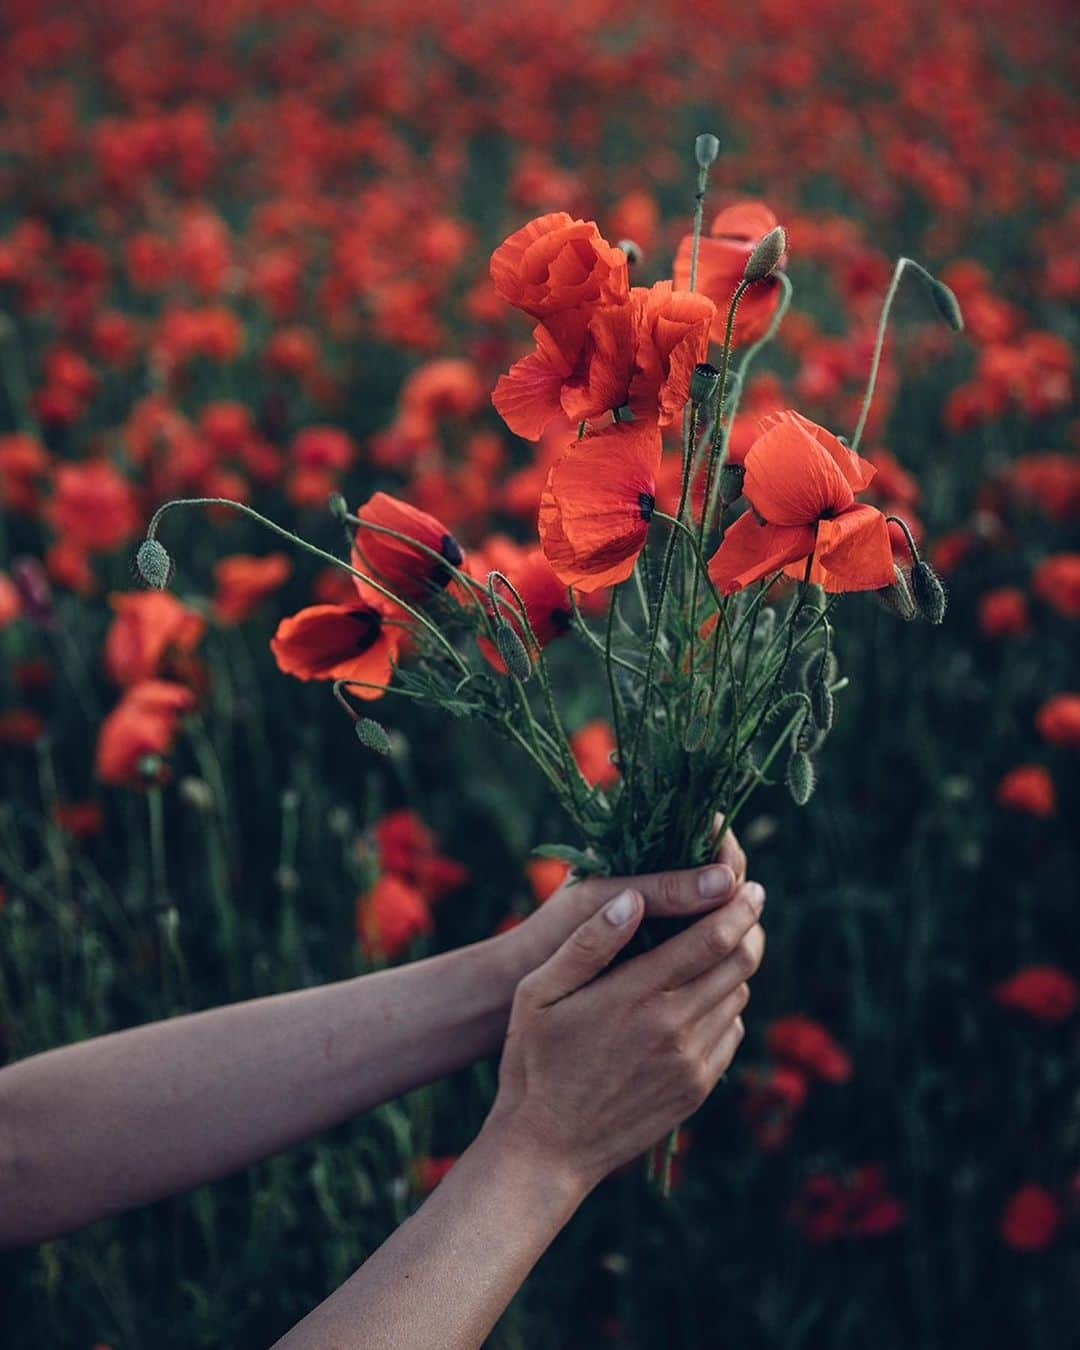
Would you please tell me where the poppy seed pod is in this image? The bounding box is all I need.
[786,749,816,806]
[874,564,917,620]
[717,462,746,504]
[495,622,532,682]
[929,279,964,333]
[743,226,787,283]
[355,718,392,755]
[694,133,720,168]
[135,538,173,590]
[690,362,721,406]
[912,560,947,624]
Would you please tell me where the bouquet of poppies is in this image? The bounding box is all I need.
[136,136,958,880]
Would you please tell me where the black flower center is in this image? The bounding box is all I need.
[638,492,655,521]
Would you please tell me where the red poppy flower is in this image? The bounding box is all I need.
[1031,552,1080,619]
[104,592,206,686]
[570,719,619,789]
[212,553,292,625]
[473,544,573,672]
[270,603,400,691]
[413,1155,459,1194]
[492,282,714,441]
[352,492,464,603]
[766,1015,853,1084]
[49,459,140,554]
[526,857,570,903]
[0,573,19,629]
[978,587,1031,638]
[375,809,468,904]
[1000,1186,1061,1251]
[1035,693,1080,749]
[356,875,433,960]
[538,419,661,592]
[994,966,1078,1022]
[995,765,1056,817]
[490,212,628,319]
[674,202,785,346]
[94,681,195,786]
[708,411,894,594]
[740,1065,808,1152]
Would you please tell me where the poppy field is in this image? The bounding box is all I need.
[0,0,1077,1345]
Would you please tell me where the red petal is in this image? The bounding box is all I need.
[707,512,815,594]
[744,419,855,525]
[757,410,876,493]
[813,504,896,591]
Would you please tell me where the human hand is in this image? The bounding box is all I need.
[486,873,765,1198]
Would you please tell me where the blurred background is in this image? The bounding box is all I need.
[0,1,1076,1345]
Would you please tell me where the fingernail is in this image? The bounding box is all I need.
[698,865,735,900]
[745,882,766,914]
[604,890,637,925]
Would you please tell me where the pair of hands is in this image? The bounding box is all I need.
[490,823,764,1198]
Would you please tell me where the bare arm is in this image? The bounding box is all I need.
[275,878,765,1350]
[0,837,745,1248]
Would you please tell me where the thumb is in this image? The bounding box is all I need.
[525,888,643,1005]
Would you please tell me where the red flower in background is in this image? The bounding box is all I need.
[212,554,292,625]
[356,875,433,961]
[538,419,660,591]
[103,592,205,686]
[978,587,1031,639]
[95,681,195,786]
[473,543,573,673]
[1035,693,1080,749]
[1000,1185,1061,1251]
[674,202,786,346]
[570,720,619,789]
[709,411,893,594]
[789,1166,904,1243]
[49,459,140,554]
[1031,553,1080,619]
[352,493,464,603]
[489,212,628,319]
[766,1016,853,1084]
[994,966,1078,1022]
[995,765,1056,817]
[375,809,468,905]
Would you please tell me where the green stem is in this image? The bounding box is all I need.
[852,257,922,453]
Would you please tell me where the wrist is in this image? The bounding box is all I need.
[479,1102,592,1216]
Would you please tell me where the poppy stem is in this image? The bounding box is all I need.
[688,162,711,294]
[884,514,921,564]
[605,588,625,780]
[145,497,471,676]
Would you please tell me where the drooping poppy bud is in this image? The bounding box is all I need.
[495,621,533,682]
[874,564,917,620]
[786,749,816,805]
[811,679,834,732]
[928,279,964,333]
[743,227,788,284]
[912,560,947,624]
[135,538,174,590]
[356,718,392,755]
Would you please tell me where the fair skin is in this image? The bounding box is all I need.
[0,824,763,1350]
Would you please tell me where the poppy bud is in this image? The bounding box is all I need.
[135,538,173,590]
[496,622,532,682]
[617,239,644,267]
[810,679,834,732]
[695,133,720,168]
[690,362,721,406]
[928,279,964,333]
[801,646,837,690]
[912,560,947,624]
[717,462,746,504]
[797,719,827,755]
[327,492,349,522]
[355,717,392,755]
[683,713,709,752]
[786,750,816,806]
[743,227,787,284]
[874,564,917,620]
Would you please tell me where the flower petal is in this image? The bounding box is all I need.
[744,419,855,526]
[813,504,896,591]
[707,511,816,594]
[757,410,876,493]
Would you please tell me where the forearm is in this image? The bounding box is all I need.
[273,1112,585,1350]
[0,934,527,1247]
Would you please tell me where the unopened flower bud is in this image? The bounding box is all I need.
[694,133,720,169]
[797,719,827,755]
[912,560,947,624]
[874,565,917,621]
[682,713,709,752]
[810,679,834,732]
[617,239,643,266]
[785,750,816,806]
[743,226,787,284]
[355,718,392,755]
[327,492,349,522]
[496,622,532,682]
[929,279,964,333]
[690,362,721,406]
[135,538,173,590]
[717,462,746,504]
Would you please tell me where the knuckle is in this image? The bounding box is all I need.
[658,870,683,908]
[705,919,735,958]
[733,933,761,977]
[571,926,603,961]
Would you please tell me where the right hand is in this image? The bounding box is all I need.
[487,877,765,1196]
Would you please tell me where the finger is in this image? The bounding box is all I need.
[705,1015,746,1080]
[573,863,738,921]
[688,983,751,1058]
[521,889,643,1006]
[711,813,747,884]
[633,882,765,991]
[680,925,765,1020]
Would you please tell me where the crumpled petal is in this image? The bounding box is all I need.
[757,410,876,493]
[811,504,896,592]
[707,511,816,594]
[744,418,855,526]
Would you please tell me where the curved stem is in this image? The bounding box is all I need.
[851,258,909,453]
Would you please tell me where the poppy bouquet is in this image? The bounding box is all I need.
[134,136,959,885]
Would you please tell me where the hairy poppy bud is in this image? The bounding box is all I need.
[690,362,720,406]
[810,678,834,732]
[683,713,709,752]
[786,750,816,806]
[355,717,392,755]
[743,226,787,284]
[797,719,827,755]
[695,133,720,168]
[327,492,349,522]
[912,560,947,624]
[717,462,746,505]
[135,538,173,590]
[617,239,643,266]
[928,279,964,333]
[874,564,917,620]
[496,622,532,682]
[801,646,837,690]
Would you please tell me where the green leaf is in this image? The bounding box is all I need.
[530,843,610,875]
